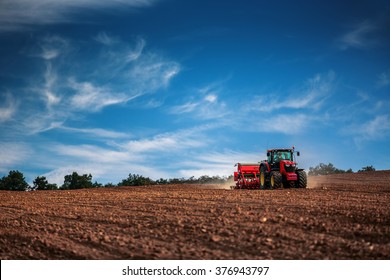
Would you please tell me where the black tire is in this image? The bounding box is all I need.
[270,171,282,189]
[285,180,295,189]
[296,170,307,188]
[260,165,268,189]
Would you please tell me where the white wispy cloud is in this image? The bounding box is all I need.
[0,93,18,123]
[53,144,133,163]
[21,113,64,135]
[204,94,217,103]
[338,20,378,50]
[0,0,158,32]
[94,32,119,46]
[253,114,310,134]
[43,62,61,107]
[68,79,130,112]
[37,35,70,60]
[170,96,224,118]
[117,127,207,153]
[252,71,335,112]
[170,102,198,114]
[346,115,390,145]
[95,33,146,63]
[126,38,146,62]
[0,142,31,172]
[60,126,129,139]
[377,69,390,88]
[169,82,228,119]
[169,72,334,135]
[83,36,179,104]
[10,34,179,136]
[129,53,180,92]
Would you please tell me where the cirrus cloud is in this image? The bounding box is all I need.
[0,0,159,32]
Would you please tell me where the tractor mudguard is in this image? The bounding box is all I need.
[260,162,270,172]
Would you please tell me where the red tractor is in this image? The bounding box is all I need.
[259,147,307,189]
[233,147,307,189]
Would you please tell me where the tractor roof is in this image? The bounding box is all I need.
[267,148,294,152]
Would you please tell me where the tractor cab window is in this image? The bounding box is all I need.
[273,151,292,162]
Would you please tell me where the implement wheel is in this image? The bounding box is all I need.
[270,171,282,189]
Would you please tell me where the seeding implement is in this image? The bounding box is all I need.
[233,147,307,189]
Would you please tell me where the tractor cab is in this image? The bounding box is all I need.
[267,148,299,169]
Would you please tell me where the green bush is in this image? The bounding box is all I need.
[0,170,29,191]
[61,172,93,189]
[33,176,58,190]
[118,173,154,186]
[358,165,376,172]
[308,163,351,176]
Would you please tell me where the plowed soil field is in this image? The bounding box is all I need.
[1,171,389,259]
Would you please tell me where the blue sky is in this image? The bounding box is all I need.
[0,0,389,185]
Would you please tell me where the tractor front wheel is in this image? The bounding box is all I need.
[296,170,307,188]
[260,166,268,189]
[270,171,282,189]
[285,180,295,188]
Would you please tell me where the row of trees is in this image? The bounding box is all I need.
[307,163,376,176]
[0,164,377,191]
[0,171,233,191]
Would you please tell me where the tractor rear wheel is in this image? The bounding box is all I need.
[270,171,282,189]
[296,170,307,188]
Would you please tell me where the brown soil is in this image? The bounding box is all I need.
[1,171,389,259]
